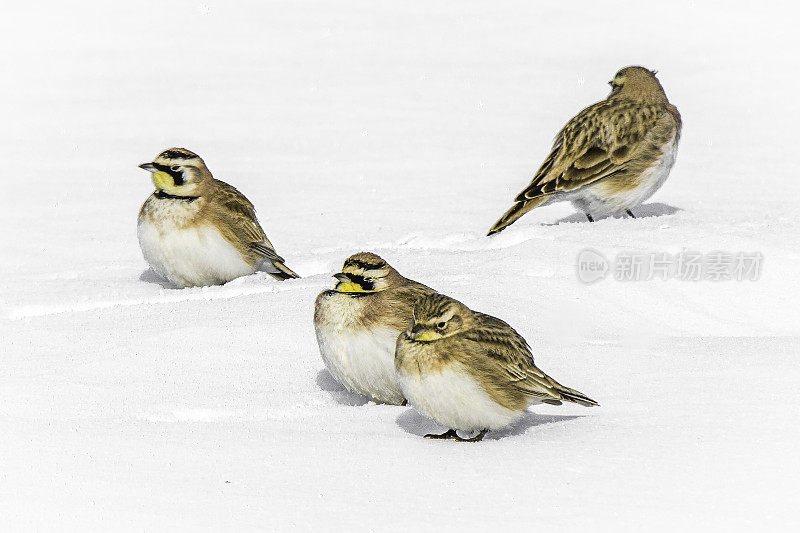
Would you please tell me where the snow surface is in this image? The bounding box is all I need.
[2,0,799,530]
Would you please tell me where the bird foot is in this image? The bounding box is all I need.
[424,429,488,442]
[424,429,460,440]
[626,209,636,218]
[586,213,595,222]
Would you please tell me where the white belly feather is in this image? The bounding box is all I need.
[137,200,254,288]
[397,363,522,432]
[314,292,405,405]
[315,322,405,405]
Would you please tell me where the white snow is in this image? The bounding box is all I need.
[1,0,798,530]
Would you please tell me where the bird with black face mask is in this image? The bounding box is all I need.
[137,148,298,288]
[314,252,437,405]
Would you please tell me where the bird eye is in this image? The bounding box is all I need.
[170,165,181,172]
[436,321,446,330]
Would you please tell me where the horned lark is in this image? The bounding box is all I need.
[488,66,682,234]
[314,252,437,405]
[396,293,598,441]
[137,148,299,288]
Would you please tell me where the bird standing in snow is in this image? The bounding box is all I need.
[137,148,299,288]
[314,252,436,405]
[488,66,681,234]
[395,293,597,441]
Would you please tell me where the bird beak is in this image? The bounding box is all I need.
[409,324,438,342]
[139,162,156,172]
[332,272,365,293]
[333,273,350,283]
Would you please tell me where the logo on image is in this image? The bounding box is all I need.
[576,249,609,284]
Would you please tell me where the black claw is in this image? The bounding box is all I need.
[424,429,459,440]
[401,399,408,406]
[626,209,636,218]
[586,214,594,222]
[424,429,488,442]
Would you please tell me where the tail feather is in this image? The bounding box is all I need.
[268,260,300,280]
[250,242,300,280]
[487,195,552,235]
[554,383,599,407]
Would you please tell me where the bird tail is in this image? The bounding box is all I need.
[552,381,599,407]
[267,260,300,280]
[250,242,300,280]
[487,195,552,236]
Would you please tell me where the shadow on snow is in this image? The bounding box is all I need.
[315,369,370,406]
[138,268,175,289]
[544,201,681,225]
[395,406,583,441]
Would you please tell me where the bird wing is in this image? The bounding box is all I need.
[463,314,597,406]
[462,314,561,401]
[517,100,667,200]
[209,180,284,263]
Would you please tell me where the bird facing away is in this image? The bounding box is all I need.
[488,66,682,234]
[137,148,299,288]
[395,293,598,441]
[314,252,437,405]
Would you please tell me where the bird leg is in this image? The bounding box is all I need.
[586,213,594,222]
[425,429,460,440]
[626,209,636,218]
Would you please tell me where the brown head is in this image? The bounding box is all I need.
[407,293,475,343]
[332,252,404,294]
[607,66,669,104]
[139,148,213,196]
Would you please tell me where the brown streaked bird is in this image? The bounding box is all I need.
[314,252,437,405]
[137,148,299,288]
[396,293,598,442]
[488,66,681,234]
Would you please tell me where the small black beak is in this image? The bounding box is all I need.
[139,162,156,172]
[333,273,350,283]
